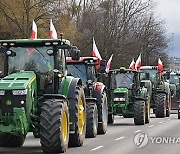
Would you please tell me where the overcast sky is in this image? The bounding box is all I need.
[156,0,180,57]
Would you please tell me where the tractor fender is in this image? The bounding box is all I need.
[93,82,106,106]
[67,78,82,99]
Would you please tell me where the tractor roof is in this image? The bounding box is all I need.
[0,39,71,48]
[140,66,157,70]
[110,67,138,73]
[66,57,98,64]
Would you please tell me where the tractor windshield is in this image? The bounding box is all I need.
[169,75,179,85]
[114,73,134,89]
[8,47,54,74]
[141,69,156,83]
[67,64,87,85]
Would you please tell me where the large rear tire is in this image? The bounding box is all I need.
[98,91,108,134]
[40,99,69,153]
[134,101,146,125]
[155,93,166,118]
[86,102,98,138]
[69,86,86,147]
[0,133,25,147]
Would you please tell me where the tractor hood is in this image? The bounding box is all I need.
[0,71,36,90]
[114,87,128,94]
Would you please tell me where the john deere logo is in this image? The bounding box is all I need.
[6,100,12,106]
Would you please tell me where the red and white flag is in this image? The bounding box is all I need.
[30,20,37,39]
[92,37,102,60]
[105,54,113,73]
[135,53,141,71]
[50,19,57,39]
[92,37,102,69]
[129,59,135,70]
[158,58,163,72]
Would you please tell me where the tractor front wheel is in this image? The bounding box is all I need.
[40,99,69,153]
[134,101,146,125]
[108,114,114,124]
[98,91,108,134]
[69,86,86,147]
[86,102,98,138]
[155,93,166,118]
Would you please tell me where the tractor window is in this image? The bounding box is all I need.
[67,64,87,85]
[0,48,5,77]
[140,69,156,83]
[114,73,134,89]
[87,66,96,82]
[7,47,54,94]
[57,49,66,75]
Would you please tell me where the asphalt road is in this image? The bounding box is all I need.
[1,111,180,154]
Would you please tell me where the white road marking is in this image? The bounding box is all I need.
[115,136,125,141]
[149,125,154,128]
[167,119,170,121]
[91,146,103,151]
[134,130,141,133]
[159,121,164,124]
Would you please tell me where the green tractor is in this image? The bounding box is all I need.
[140,66,171,118]
[0,39,87,153]
[106,67,150,125]
[66,57,108,138]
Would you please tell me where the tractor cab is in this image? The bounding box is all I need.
[66,57,98,85]
[0,39,71,95]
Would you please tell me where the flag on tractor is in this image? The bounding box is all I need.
[105,54,113,73]
[92,37,102,69]
[30,20,37,39]
[158,58,163,72]
[129,59,135,70]
[50,19,58,39]
[135,53,141,71]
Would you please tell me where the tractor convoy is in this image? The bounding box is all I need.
[0,38,179,153]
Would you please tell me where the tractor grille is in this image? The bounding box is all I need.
[0,90,27,116]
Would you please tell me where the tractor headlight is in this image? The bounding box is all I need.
[12,89,27,95]
[0,90,5,95]
[114,97,125,102]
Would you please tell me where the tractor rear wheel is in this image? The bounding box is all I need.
[69,86,86,147]
[40,99,69,153]
[86,102,98,138]
[108,114,114,124]
[98,91,108,134]
[155,93,166,118]
[0,133,25,147]
[134,101,146,125]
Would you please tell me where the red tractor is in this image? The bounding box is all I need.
[66,57,108,138]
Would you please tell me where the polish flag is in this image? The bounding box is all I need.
[158,58,163,72]
[129,59,135,70]
[50,19,58,39]
[135,53,141,71]
[92,37,102,69]
[30,20,37,39]
[105,54,113,73]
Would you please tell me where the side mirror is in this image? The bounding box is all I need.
[145,72,150,80]
[71,49,80,60]
[166,72,170,80]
